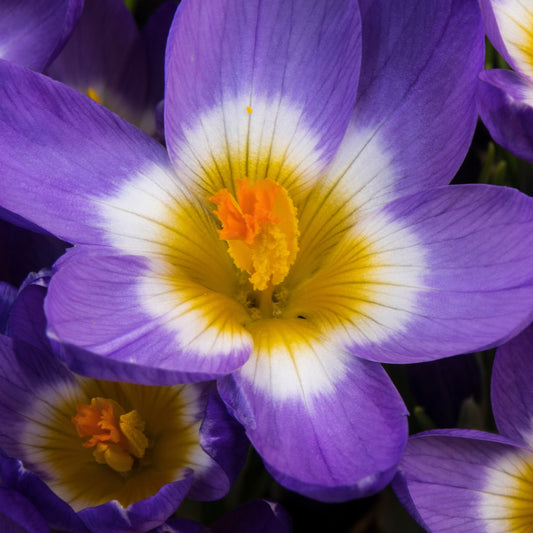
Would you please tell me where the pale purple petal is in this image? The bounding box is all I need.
[0,0,83,71]
[477,69,533,164]
[394,430,531,533]
[492,322,533,447]
[165,0,362,196]
[218,351,407,502]
[45,250,252,384]
[324,0,484,213]
[0,59,172,246]
[194,385,248,499]
[344,184,533,364]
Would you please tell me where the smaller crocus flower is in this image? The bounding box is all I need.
[0,0,83,72]
[478,0,533,162]
[0,279,247,533]
[393,323,533,532]
[46,0,177,137]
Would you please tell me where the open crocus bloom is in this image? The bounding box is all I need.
[1,0,533,501]
[478,0,533,162]
[0,280,246,533]
[393,323,533,533]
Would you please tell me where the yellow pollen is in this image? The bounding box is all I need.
[246,105,253,114]
[86,87,103,104]
[72,397,148,473]
[208,178,299,292]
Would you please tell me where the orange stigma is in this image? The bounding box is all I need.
[72,397,148,473]
[209,179,299,292]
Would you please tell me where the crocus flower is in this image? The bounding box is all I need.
[0,0,83,71]
[393,322,533,532]
[46,0,177,136]
[1,0,533,502]
[0,279,247,533]
[478,0,533,162]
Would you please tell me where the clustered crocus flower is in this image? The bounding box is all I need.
[0,276,248,532]
[1,0,533,530]
[46,0,177,136]
[393,323,533,532]
[477,0,533,163]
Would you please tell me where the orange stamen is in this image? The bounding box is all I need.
[208,179,299,292]
[72,397,148,473]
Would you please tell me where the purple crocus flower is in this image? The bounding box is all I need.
[46,0,177,136]
[0,0,533,502]
[477,0,533,162]
[0,280,247,533]
[0,0,83,71]
[393,323,533,532]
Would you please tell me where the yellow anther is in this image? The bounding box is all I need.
[246,106,253,114]
[72,397,148,473]
[208,179,299,292]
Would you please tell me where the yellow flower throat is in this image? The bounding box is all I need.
[209,178,299,302]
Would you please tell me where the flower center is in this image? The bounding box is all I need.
[208,178,299,295]
[72,397,149,473]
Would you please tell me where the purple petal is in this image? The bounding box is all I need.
[0,452,88,533]
[394,430,532,532]
[141,1,179,110]
[0,58,172,245]
[0,0,83,71]
[164,0,361,196]
[0,281,17,331]
[324,0,484,212]
[193,384,248,499]
[345,184,533,364]
[218,347,407,502]
[6,275,51,353]
[0,486,50,533]
[477,69,533,164]
[0,335,76,462]
[492,323,533,447]
[45,250,252,384]
[46,0,150,129]
[78,473,194,533]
